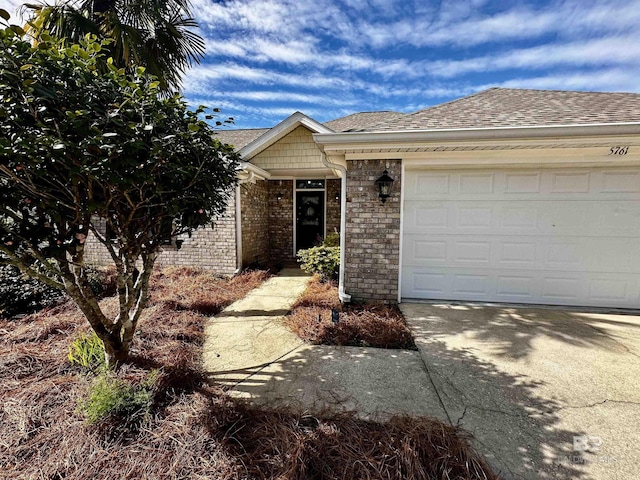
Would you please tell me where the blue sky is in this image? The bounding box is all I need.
[3,0,640,128]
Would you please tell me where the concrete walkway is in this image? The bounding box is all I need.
[204,272,640,480]
[202,269,446,420]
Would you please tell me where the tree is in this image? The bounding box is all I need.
[22,0,205,91]
[0,16,240,367]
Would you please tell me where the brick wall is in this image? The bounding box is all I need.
[83,194,238,276]
[344,159,401,303]
[326,179,341,236]
[240,180,270,267]
[267,180,295,266]
[252,126,324,171]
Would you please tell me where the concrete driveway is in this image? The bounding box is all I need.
[401,302,640,480]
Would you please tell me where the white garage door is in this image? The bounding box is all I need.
[401,167,640,308]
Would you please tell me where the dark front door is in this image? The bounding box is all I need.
[296,191,324,251]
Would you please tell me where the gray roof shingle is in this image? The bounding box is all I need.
[213,128,269,149]
[215,111,405,150]
[324,111,405,132]
[364,88,640,131]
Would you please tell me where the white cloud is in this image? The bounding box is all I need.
[348,0,640,49]
[494,68,640,93]
[199,89,360,107]
[184,62,362,93]
[425,35,640,78]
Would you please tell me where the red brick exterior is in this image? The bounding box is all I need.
[343,159,402,302]
[326,179,341,236]
[240,181,270,267]
[84,175,356,281]
[84,193,238,276]
[267,180,295,266]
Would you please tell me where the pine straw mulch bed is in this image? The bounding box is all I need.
[285,275,416,349]
[0,267,498,480]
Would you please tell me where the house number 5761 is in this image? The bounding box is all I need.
[609,146,629,155]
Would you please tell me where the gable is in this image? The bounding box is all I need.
[239,111,332,160]
[251,126,324,171]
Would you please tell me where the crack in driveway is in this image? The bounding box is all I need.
[554,399,640,412]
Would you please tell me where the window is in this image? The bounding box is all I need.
[296,179,325,189]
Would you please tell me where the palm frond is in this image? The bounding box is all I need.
[23,0,204,92]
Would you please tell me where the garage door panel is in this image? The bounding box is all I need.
[406,170,640,201]
[405,200,640,236]
[402,166,640,308]
[504,172,542,193]
[403,267,640,307]
[405,234,640,274]
[600,170,640,193]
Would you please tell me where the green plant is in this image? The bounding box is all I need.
[25,0,205,92]
[85,267,118,299]
[0,262,63,318]
[297,246,340,281]
[68,332,106,371]
[81,370,158,425]
[323,232,340,247]
[0,22,240,367]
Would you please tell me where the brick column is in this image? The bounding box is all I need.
[267,180,295,266]
[240,181,270,267]
[344,159,401,303]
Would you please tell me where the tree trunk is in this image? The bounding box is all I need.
[102,331,130,369]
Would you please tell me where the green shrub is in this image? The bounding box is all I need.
[323,232,340,247]
[0,263,64,318]
[68,332,106,371]
[297,246,340,281]
[80,370,158,426]
[85,266,118,299]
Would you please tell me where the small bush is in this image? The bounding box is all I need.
[297,246,340,281]
[0,264,64,318]
[80,370,158,426]
[85,266,118,299]
[68,332,105,371]
[323,232,340,247]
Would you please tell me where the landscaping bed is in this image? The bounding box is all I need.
[285,275,416,349]
[0,267,497,480]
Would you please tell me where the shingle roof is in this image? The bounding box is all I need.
[324,111,405,132]
[215,110,405,150]
[364,88,640,132]
[213,128,269,149]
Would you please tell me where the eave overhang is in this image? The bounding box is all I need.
[237,161,271,182]
[313,122,640,156]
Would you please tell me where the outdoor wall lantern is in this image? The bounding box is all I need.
[276,192,283,201]
[375,170,394,203]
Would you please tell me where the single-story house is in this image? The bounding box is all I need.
[86,88,640,309]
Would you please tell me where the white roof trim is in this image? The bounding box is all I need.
[313,122,640,149]
[237,161,271,181]
[239,111,334,160]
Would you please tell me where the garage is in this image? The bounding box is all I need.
[401,166,640,308]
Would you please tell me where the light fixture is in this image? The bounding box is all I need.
[375,170,394,203]
[334,191,340,201]
[276,192,283,201]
